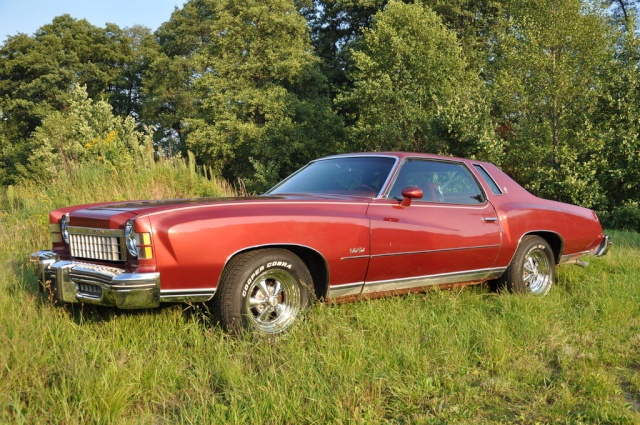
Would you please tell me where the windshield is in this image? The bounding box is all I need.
[267,156,396,196]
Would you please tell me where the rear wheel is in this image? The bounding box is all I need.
[213,249,314,335]
[497,236,555,295]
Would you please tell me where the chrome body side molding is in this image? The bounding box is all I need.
[327,268,506,299]
[362,268,505,294]
[326,282,364,299]
[160,289,216,303]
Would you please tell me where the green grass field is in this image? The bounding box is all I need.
[1,163,639,424]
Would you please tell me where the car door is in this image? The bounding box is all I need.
[364,158,502,294]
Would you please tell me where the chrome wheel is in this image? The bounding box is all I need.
[523,248,552,294]
[214,249,314,335]
[496,235,555,295]
[244,269,301,334]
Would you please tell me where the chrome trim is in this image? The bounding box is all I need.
[374,156,401,198]
[327,282,364,298]
[373,200,492,210]
[506,230,565,270]
[54,261,79,303]
[67,226,123,237]
[327,268,506,299]
[30,250,59,287]
[483,217,499,222]
[472,163,505,196]
[265,154,400,199]
[517,230,563,246]
[362,268,505,294]
[160,289,216,303]
[67,226,127,262]
[224,243,329,276]
[595,235,611,257]
[340,255,369,260]
[558,235,611,266]
[371,244,501,258]
[29,253,160,309]
[380,157,489,203]
[559,250,591,265]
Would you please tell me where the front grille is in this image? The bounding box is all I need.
[68,227,126,262]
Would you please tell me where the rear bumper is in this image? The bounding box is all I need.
[30,250,160,309]
[594,235,612,257]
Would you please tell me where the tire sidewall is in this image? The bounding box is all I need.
[511,237,555,295]
[225,249,312,334]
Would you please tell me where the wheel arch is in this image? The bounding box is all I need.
[522,231,564,264]
[221,244,329,300]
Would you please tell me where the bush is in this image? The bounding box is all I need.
[601,200,640,231]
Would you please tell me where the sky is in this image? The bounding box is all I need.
[0,0,186,43]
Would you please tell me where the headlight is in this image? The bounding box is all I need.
[60,213,70,244]
[124,220,139,257]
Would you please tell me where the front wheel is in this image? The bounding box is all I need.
[213,249,314,335]
[497,235,555,295]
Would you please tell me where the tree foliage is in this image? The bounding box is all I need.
[301,0,387,94]
[0,15,154,184]
[1,0,640,225]
[147,0,343,191]
[141,0,219,156]
[25,86,154,183]
[597,16,640,209]
[339,1,494,156]
[488,0,616,209]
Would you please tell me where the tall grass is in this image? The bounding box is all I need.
[1,162,638,424]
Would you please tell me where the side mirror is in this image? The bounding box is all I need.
[399,186,423,207]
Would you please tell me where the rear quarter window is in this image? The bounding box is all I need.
[474,164,503,195]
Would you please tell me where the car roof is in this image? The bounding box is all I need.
[318,151,485,165]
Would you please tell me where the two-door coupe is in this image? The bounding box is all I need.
[31,152,610,334]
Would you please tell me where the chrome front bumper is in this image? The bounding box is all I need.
[30,250,160,309]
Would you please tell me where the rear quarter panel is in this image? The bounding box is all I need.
[476,163,605,267]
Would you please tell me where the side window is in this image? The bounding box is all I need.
[474,164,503,195]
[389,159,485,204]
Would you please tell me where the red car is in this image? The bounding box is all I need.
[31,152,610,334]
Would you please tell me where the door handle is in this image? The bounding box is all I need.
[483,217,498,222]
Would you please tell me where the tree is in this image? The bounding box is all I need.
[418,0,511,61]
[488,0,617,209]
[301,0,387,94]
[338,1,494,156]
[0,16,152,132]
[0,16,155,184]
[25,86,154,183]
[142,0,219,157]
[596,16,640,210]
[605,0,639,27]
[107,25,161,119]
[150,0,343,191]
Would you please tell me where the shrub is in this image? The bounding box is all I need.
[601,200,640,231]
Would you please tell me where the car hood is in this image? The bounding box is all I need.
[88,193,370,212]
[60,193,373,226]
[88,196,273,212]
